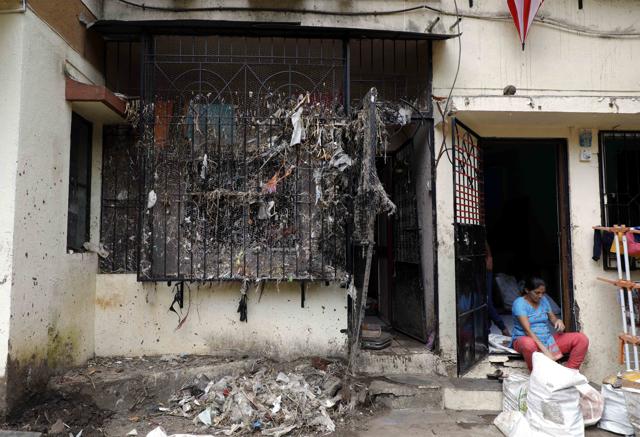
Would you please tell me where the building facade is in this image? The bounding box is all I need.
[1,0,639,414]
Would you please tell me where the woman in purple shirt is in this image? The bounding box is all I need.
[512,277,589,371]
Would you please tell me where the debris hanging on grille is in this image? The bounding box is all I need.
[131,87,395,283]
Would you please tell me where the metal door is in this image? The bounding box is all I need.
[391,143,428,342]
[452,119,488,375]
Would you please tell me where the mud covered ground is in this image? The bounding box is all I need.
[1,355,377,436]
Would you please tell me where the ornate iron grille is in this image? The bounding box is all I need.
[137,36,349,281]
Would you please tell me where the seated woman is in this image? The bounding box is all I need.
[512,277,589,371]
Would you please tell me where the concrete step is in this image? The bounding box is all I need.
[367,374,503,412]
[443,378,503,411]
[355,348,448,376]
[368,376,443,409]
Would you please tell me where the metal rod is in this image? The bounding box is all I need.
[614,232,632,370]
[622,233,639,370]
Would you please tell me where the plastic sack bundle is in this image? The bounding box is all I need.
[503,373,529,413]
[599,384,634,435]
[576,383,603,427]
[494,410,533,437]
[622,387,640,436]
[526,352,588,437]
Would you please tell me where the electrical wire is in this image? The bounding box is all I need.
[114,0,442,16]
[115,0,640,39]
[435,0,462,168]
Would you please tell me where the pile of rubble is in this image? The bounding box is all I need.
[156,358,366,436]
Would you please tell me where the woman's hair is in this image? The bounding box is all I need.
[523,277,546,292]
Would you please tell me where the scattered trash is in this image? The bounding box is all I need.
[197,407,212,426]
[157,359,360,436]
[147,190,157,209]
[127,429,138,436]
[50,418,66,434]
[82,241,109,258]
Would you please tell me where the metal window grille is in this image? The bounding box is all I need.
[137,36,348,281]
[100,125,140,273]
[599,131,640,270]
[99,36,432,279]
[453,121,484,226]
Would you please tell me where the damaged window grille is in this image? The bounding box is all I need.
[100,125,140,273]
[100,36,432,279]
[137,36,349,281]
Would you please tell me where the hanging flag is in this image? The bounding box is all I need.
[507,0,544,49]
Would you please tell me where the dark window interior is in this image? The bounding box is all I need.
[67,113,92,252]
[599,131,640,270]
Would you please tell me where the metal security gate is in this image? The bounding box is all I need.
[452,119,488,375]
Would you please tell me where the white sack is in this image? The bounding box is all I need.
[526,352,587,437]
[494,410,533,437]
[622,387,640,435]
[576,383,603,427]
[503,373,529,413]
[599,384,634,435]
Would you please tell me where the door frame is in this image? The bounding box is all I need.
[480,137,575,329]
[452,126,576,375]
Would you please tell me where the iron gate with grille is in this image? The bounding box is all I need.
[452,118,488,375]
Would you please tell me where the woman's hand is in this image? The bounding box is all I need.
[554,319,565,333]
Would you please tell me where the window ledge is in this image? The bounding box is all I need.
[65,77,127,124]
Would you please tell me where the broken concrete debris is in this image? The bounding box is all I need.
[153,359,364,436]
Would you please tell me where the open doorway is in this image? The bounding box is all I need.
[355,122,434,351]
[483,139,573,340]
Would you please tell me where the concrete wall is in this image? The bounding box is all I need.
[431,0,640,380]
[2,9,104,410]
[0,12,26,411]
[436,101,640,382]
[95,275,348,359]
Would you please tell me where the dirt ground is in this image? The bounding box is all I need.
[1,355,378,436]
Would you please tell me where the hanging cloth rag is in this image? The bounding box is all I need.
[593,229,614,261]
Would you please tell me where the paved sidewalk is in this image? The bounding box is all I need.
[339,409,619,437]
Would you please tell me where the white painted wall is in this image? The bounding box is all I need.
[429,0,640,381]
[3,10,103,404]
[95,275,348,359]
[0,12,25,380]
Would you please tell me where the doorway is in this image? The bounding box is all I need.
[355,122,434,349]
[452,119,573,374]
[483,139,574,358]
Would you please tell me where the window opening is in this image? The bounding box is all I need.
[599,131,640,270]
[67,113,93,252]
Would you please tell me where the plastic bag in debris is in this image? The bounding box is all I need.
[576,383,603,427]
[526,352,587,437]
[503,373,529,413]
[146,427,214,437]
[598,384,634,435]
[494,410,533,437]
